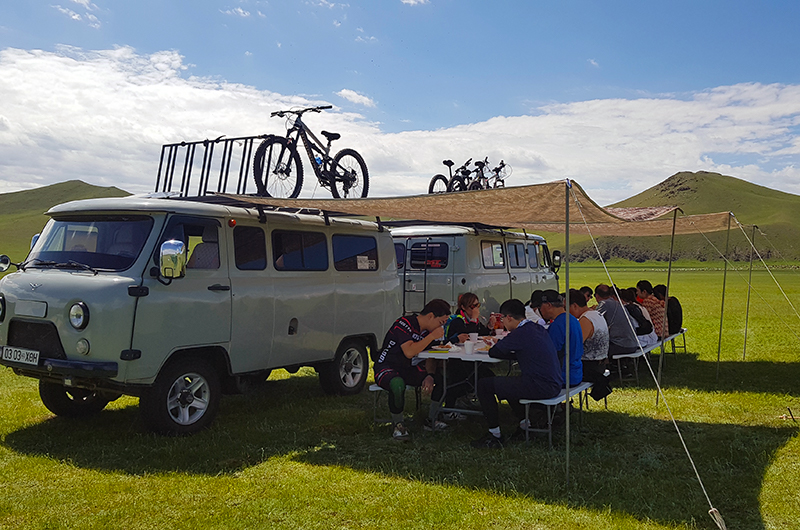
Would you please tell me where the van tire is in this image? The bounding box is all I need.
[39,381,111,417]
[140,358,221,435]
[319,340,368,395]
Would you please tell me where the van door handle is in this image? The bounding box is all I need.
[208,284,230,291]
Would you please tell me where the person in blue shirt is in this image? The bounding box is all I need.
[537,289,583,388]
[470,299,562,449]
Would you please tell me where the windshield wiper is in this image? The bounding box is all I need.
[20,258,58,270]
[54,260,99,275]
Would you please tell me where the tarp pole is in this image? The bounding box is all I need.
[656,209,678,405]
[564,180,571,486]
[742,224,756,360]
[716,214,732,381]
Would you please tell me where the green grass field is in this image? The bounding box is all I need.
[0,264,798,529]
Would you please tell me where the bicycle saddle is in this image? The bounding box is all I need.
[322,131,341,142]
[475,160,486,168]
[442,160,454,167]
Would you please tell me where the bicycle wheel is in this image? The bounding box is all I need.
[468,180,484,191]
[428,174,449,194]
[252,137,304,198]
[330,148,369,198]
[447,176,467,192]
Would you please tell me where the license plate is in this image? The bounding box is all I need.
[1,345,40,366]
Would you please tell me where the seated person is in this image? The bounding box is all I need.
[620,288,658,347]
[471,299,562,448]
[444,292,493,343]
[568,289,610,392]
[373,299,450,441]
[525,289,548,327]
[579,286,595,307]
[437,292,496,418]
[654,284,683,335]
[538,290,583,388]
[595,284,639,359]
[636,280,666,338]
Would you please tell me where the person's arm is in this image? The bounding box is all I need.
[445,317,468,344]
[401,326,445,359]
[578,316,593,342]
[487,329,524,360]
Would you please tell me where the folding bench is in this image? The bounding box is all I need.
[519,381,593,449]
[369,383,421,424]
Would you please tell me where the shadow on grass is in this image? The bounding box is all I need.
[3,371,797,529]
[635,352,800,396]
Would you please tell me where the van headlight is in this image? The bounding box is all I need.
[69,302,89,330]
[0,294,5,323]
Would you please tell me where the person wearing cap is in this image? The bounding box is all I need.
[525,290,548,328]
[470,299,562,449]
[537,289,583,388]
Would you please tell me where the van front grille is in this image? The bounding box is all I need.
[7,320,67,360]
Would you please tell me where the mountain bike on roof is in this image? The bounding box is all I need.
[252,105,369,198]
[465,158,511,190]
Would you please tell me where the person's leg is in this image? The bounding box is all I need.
[376,368,407,425]
[476,376,501,430]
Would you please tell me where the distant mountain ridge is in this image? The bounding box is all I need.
[0,180,129,266]
[566,171,800,261]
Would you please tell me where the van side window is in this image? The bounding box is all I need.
[234,226,267,270]
[272,230,328,271]
[481,241,505,269]
[507,242,526,268]
[409,242,448,269]
[394,243,405,269]
[333,235,378,271]
[528,243,540,268]
[158,216,220,270]
[537,243,552,269]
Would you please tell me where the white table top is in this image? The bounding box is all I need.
[418,346,503,363]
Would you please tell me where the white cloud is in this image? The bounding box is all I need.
[401,0,429,4]
[221,7,250,17]
[588,58,599,68]
[52,5,82,22]
[70,0,96,9]
[2,46,800,203]
[336,89,376,108]
[355,35,377,43]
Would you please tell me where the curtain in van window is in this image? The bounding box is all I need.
[272,230,328,271]
[332,235,378,271]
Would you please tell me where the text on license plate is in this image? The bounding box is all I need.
[1,346,40,366]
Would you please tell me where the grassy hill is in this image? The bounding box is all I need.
[545,171,800,262]
[0,180,129,268]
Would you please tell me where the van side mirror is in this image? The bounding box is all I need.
[551,250,562,272]
[0,255,11,273]
[159,240,187,279]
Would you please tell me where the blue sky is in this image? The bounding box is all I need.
[1,1,800,203]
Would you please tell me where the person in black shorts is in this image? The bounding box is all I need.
[373,299,451,441]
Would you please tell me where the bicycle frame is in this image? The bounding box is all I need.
[283,115,336,187]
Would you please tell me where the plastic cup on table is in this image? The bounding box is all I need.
[464,341,475,355]
[469,332,479,342]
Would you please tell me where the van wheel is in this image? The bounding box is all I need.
[319,340,368,395]
[39,381,110,417]
[140,358,221,435]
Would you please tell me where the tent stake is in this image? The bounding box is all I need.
[742,224,756,360]
[715,214,732,381]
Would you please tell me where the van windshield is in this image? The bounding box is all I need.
[26,215,154,272]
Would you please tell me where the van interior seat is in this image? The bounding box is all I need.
[187,226,220,269]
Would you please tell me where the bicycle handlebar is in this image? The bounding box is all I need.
[270,105,333,118]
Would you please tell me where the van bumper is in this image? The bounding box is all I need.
[1,358,118,379]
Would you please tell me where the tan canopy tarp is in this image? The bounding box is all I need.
[218,179,732,236]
